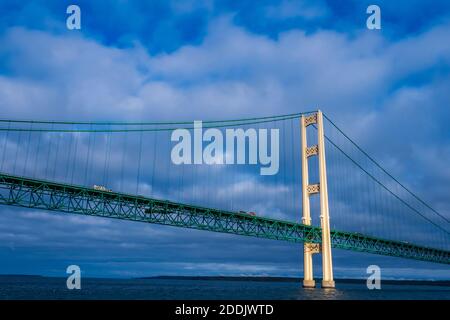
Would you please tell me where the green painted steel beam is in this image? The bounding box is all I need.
[0,172,449,264]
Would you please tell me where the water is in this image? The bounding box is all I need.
[0,276,449,300]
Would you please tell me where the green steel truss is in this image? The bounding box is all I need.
[0,172,449,264]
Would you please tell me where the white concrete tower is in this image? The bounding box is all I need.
[300,110,335,289]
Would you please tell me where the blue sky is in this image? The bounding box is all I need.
[0,0,449,280]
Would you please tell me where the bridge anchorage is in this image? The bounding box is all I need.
[301,111,334,289]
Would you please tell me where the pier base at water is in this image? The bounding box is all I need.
[302,280,316,288]
[321,280,335,289]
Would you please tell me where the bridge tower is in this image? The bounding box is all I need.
[300,110,335,289]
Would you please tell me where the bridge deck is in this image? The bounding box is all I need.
[0,172,448,264]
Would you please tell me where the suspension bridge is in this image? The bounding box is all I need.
[0,110,449,288]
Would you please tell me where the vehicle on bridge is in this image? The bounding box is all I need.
[145,205,169,214]
[93,185,112,192]
[239,211,257,216]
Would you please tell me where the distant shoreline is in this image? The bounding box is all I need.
[0,274,449,286]
[138,276,450,286]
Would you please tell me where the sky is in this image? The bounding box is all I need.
[0,0,449,280]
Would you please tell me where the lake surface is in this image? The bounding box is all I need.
[0,276,449,300]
